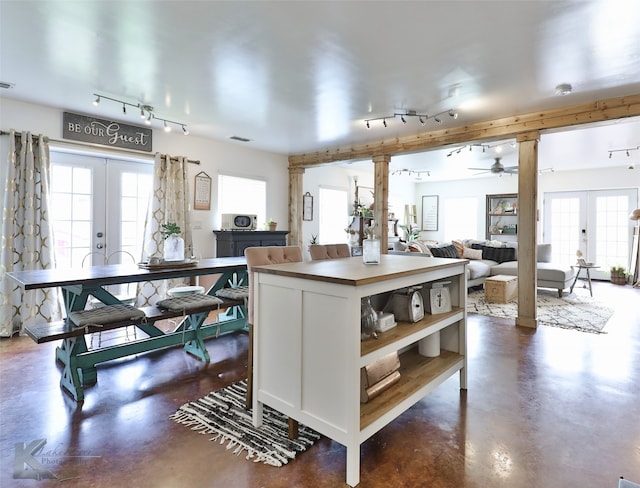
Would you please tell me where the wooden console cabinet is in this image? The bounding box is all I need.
[251,254,468,487]
[213,230,289,257]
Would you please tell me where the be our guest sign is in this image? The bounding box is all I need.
[63,112,152,152]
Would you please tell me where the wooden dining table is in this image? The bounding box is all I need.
[7,257,248,401]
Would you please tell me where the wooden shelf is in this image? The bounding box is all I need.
[360,308,462,358]
[360,348,463,430]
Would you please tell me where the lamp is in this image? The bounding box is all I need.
[364,108,458,129]
[91,93,189,135]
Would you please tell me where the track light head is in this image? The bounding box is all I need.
[366,120,370,129]
[182,125,189,135]
[383,119,387,128]
[164,120,171,132]
[448,110,458,119]
[434,117,442,124]
[418,116,425,125]
[122,103,127,115]
[93,95,100,106]
[140,106,145,119]
[401,115,406,124]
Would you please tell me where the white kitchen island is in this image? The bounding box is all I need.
[251,254,468,487]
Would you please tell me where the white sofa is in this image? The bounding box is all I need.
[390,241,577,297]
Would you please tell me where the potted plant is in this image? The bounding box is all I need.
[160,222,184,262]
[610,265,627,285]
[266,218,277,231]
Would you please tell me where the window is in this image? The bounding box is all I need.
[318,186,349,244]
[218,175,266,227]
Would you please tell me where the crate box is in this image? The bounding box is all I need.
[485,275,518,303]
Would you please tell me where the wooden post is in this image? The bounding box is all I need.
[288,167,305,249]
[372,155,390,253]
[516,131,539,328]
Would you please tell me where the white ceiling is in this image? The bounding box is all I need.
[1,1,639,181]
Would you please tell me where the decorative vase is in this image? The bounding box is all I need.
[164,235,185,261]
[362,237,380,264]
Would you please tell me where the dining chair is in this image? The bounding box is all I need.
[309,243,351,260]
[245,245,302,439]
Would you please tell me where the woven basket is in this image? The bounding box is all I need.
[611,273,627,285]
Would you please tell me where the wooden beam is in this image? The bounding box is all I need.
[288,168,304,248]
[288,94,640,167]
[515,132,539,329]
[372,155,390,252]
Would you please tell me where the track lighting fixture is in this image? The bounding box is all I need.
[364,108,458,129]
[91,93,189,135]
[608,145,639,159]
[446,141,516,157]
[391,168,430,178]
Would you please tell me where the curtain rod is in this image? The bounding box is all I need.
[0,130,200,165]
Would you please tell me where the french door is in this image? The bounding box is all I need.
[49,150,153,269]
[543,188,638,280]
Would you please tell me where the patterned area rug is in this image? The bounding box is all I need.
[171,380,320,466]
[467,288,614,334]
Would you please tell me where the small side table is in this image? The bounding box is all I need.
[570,263,600,297]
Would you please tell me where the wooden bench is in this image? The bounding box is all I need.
[24,297,246,402]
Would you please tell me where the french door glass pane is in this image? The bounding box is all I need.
[118,171,152,263]
[548,196,581,263]
[594,195,630,270]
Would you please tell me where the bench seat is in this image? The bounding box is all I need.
[24,298,244,344]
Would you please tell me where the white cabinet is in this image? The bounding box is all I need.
[252,255,467,487]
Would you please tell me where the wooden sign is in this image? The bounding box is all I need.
[194,171,212,210]
[63,112,153,152]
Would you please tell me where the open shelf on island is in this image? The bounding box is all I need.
[360,348,463,431]
[361,308,463,358]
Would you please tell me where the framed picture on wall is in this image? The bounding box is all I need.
[422,195,439,231]
[194,171,212,210]
[303,192,313,221]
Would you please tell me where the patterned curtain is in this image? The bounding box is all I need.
[137,154,192,306]
[0,131,62,336]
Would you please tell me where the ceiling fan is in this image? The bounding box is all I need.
[469,157,518,175]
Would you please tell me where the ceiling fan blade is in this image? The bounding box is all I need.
[468,167,489,171]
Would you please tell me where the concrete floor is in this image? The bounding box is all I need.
[1,281,639,488]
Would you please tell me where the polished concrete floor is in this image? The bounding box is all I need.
[1,281,639,488]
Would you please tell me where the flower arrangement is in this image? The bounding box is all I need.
[160,222,181,239]
[610,265,627,285]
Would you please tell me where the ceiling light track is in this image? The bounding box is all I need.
[446,141,516,157]
[365,109,458,129]
[92,93,189,135]
[608,145,639,158]
[391,168,430,178]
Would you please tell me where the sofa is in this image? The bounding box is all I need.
[390,240,577,297]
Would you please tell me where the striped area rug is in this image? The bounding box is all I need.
[171,381,320,466]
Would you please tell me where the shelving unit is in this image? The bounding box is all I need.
[251,255,467,487]
[486,193,518,241]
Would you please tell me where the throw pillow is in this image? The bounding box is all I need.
[537,243,552,262]
[429,244,458,259]
[463,247,483,260]
[471,244,516,264]
[452,239,465,258]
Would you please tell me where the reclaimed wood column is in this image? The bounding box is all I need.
[288,167,305,248]
[372,155,390,253]
[516,131,539,328]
